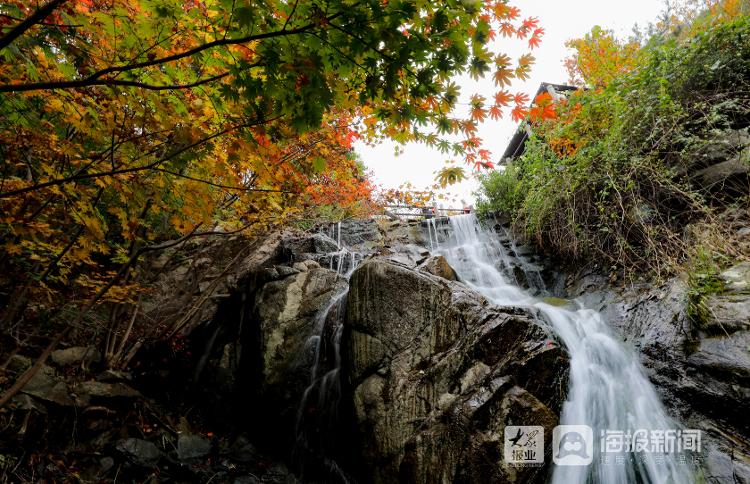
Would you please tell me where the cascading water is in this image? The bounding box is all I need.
[294,223,361,482]
[432,214,696,484]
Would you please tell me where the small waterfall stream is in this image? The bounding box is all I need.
[432,214,696,484]
[294,223,361,482]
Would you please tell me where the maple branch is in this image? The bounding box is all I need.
[0,13,82,29]
[151,167,297,193]
[0,8,352,93]
[282,0,300,31]
[0,71,234,92]
[0,0,68,51]
[0,117,280,198]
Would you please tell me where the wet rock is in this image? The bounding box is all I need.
[283,233,340,258]
[5,354,31,373]
[703,294,750,334]
[720,261,750,294]
[565,273,750,478]
[228,436,259,462]
[20,365,74,406]
[704,447,736,483]
[344,258,567,483]
[688,128,750,194]
[340,220,383,247]
[291,260,320,272]
[418,255,458,281]
[116,438,162,467]
[695,156,750,190]
[232,477,260,484]
[78,381,141,399]
[260,463,300,484]
[275,265,300,278]
[50,346,101,367]
[99,456,115,473]
[12,393,48,413]
[141,232,283,337]
[253,264,346,434]
[177,433,211,461]
[687,332,750,382]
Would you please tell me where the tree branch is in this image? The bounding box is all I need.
[0,0,68,51]
[151,167,297,193]
[0,7,351,93]
[0,71,234,92]
[0,117,280,198]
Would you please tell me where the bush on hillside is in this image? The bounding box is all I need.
[477,13,750,275]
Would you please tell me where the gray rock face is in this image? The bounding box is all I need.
[142,233,284,337]
[283,233,340,258]
[50,346,101,367]
[687,128,750,194]
[177,433,211,461]
[339,219,384,248]
[255,261,347,409]
[116,438,162,467]
[343,258,567,483]
[20,364,75,406]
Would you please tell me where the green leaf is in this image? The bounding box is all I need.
[312,157,327,173]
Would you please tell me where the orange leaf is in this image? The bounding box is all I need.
[511,105,528,122]
[471,106,486,122]
[513,93,530,105]
[499,22,515,37]
[493,68,513,87]
[494,90,513,106]
[528,34,542,49]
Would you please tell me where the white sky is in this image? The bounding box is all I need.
[354,1,666,207]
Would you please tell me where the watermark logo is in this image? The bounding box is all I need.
[601,429,701,453]
[553,425,593,466]
[504,425,544,466]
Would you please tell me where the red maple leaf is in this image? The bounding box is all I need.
[511,105,528,122]
[528,34,542,49]
[499,22,515,37]
[522,17,539,30]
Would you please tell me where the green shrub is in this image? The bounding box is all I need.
[475,164,521,218]
[686,247,727,327]
[478,16,750,274]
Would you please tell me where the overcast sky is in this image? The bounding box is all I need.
[353,1,666,207]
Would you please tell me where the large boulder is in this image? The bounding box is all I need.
[343,259,567,483]
[687,128,750,195]
[141,232,285,337]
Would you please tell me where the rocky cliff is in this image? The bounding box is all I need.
[3,217,749,483]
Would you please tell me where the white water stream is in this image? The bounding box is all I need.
[294,222,362,482]
[431,214,696,484]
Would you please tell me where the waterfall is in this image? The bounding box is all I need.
[433,214,696,484]
[295,222,361,483]
[426,217,438,251]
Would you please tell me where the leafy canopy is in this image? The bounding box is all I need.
[0,0,540,324]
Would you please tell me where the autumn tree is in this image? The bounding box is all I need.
[0,0,541,401]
